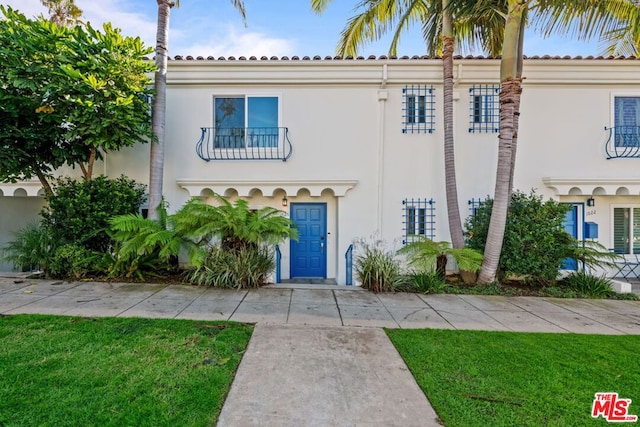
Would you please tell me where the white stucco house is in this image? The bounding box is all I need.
[1,54,639,283]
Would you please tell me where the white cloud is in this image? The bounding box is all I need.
[76,1,157,48]
[2,0,158,50]
[2,0,47,18]
[174,28,296,57]
[2,1,295,57]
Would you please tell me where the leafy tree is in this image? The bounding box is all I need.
[148,0,247,220]
[0,7,155,194]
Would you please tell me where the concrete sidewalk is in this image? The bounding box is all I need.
[1,277,639,334]
[2,275,639,427]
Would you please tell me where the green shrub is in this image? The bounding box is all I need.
[562,271,614,298]
[48,244,102,279]
[41,175,146,252]
[187,245,275,289]
[354,239,403,293]
[466,191,571,284]
[401,272,447,294]
[1,222,53,272]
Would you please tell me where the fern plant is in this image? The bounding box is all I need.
[173,196,298,251]
[398,238,483,281]
[108,200,201,278]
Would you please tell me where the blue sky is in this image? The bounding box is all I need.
[5,0,603,58]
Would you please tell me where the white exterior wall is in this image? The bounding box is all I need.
[2,57,639,280]
[0,197,45,271]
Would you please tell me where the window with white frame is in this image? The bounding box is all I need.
[613,96,640,147]
[613,207,640,254]
[402,85,435,134]
[469,84,500,133]
[213,96,279,148]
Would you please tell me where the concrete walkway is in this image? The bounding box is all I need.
[2,277,639,334]
[2,275,639,426]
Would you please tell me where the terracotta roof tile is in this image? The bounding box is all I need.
[159,54,637,61]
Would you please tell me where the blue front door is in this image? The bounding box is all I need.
[290,203,327,278]
[561,204,579,270]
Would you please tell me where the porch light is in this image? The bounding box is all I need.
[587,197,595,207]
[282,196,288,207]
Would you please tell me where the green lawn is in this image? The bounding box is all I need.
[0,315,252,427]
[386,329,640,427]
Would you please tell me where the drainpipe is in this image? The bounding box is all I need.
[377,63,388,233]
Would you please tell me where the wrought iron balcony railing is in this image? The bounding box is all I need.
[196,127,292,161]
[605,126,640,159]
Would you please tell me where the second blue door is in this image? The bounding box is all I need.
[561,204,579,270]
[290,203,327,278]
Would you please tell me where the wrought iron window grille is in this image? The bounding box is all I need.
[402,198,435,244]
[469,84,500,133]
[467,197,490,217]
[605,126,640,159]
[402,85,435,134]
[196,127,293,161]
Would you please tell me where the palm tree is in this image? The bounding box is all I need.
[40,0,82,26]
[534,0,640,57]
[475,0,640,284]
[147,0,247,220]
[311,0,505,250]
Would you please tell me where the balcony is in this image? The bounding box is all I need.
[605,126,640,159]
[196,127,292,161]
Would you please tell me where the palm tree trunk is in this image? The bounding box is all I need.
[442,0,464,249]
[478,0,525,285]
[507,14,526,201]
[148,0,172,220]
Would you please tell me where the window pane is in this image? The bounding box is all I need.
[407,208,416,235]
[417,96,426,123]
[247,97,278,147]
[214,97,245,148]
[248,97,278,128]
[614,97,640,147]
[613,208,630,254]
[407,95,416,124]
[473,95,482,123]
[418,208,426,235]
[215,97,244,128]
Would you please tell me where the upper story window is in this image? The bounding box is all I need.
[469,84,500,133]
[614,96,640,147]
[214,96,279,148]
[402,85,435,134]
[613,206,640,254]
